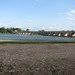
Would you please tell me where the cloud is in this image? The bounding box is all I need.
[42,26,45,30]
[28,25,33,29]
[15,25,23,28]
[58,12,62,15]
[71,10,75,14]
[67,9,75,16]
[29,20,33,23]
[73,18,75,21]
[24,25,33,30]
[54,25,61,30]
[67,10,75,21]
[35,0,40,1]
[49,25,61,30]
[0,23,8,27]
[70,25,75,30]
[67,13,72,16]
[35,0,41,2]
[25,25,28,27]
[67,17,75,21]
[15,24,33,30]
[71,25,75,28]
[35,0,39,1]
[67,17,72,20]
[49,26,53,29]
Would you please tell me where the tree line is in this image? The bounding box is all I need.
[0,27,21,34]
[0,27,45,34]
[1,27,74,36]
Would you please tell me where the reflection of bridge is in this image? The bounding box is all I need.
[16,31,75,37]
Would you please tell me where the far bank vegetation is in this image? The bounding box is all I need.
[0,27,75,37]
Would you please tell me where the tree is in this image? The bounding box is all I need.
[26,29,29,32]
[0,27,22,34]
[15,28,21,32]
[38,30,45,35]
[6,28,13,33]
[0,27,6,33]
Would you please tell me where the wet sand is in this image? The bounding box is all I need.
[0,44,75,75]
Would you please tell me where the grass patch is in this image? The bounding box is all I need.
[0,40,75,44]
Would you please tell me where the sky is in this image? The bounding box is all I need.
[0,0,75,31]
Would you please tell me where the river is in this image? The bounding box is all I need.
[0,34,75,41]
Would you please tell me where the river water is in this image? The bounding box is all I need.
[0,34,75,41]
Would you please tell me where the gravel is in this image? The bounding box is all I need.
[0,44,75,75]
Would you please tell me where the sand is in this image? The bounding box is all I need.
[0,44,75,75]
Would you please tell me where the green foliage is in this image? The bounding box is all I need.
[0,27,6,33]
[26,29,29,32]
[0,27,21,34]
[38,30,45,35]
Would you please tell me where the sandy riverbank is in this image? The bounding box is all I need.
[0,44,75,75]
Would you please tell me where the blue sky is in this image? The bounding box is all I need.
[0,0,75,31]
